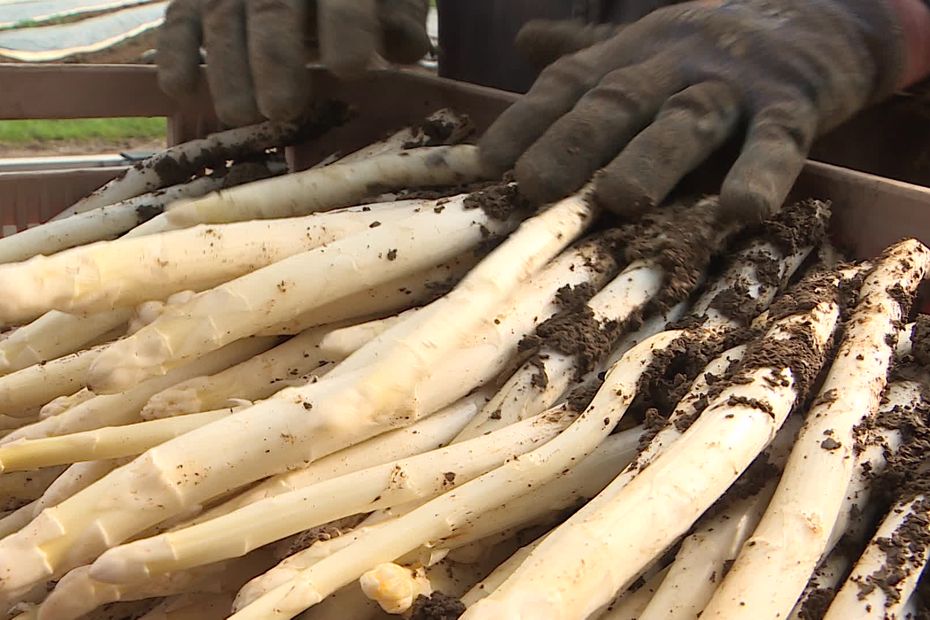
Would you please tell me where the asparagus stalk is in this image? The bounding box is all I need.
[638,415,802,620]
[88,192,523,393]
[0,344,108,418]
[0,177,224,264]
[788,551,851,620]
[0,310,130,374]
[56,121,306,220]
[140,325,340,419]
[91,409,576,581]
[0,337,277,444]
[598,567,671,620]
[318,309,420,359]
[468,283,840,619]
[256,255,478,336]
[39,389,95,419]
[190,391,487,525]
[826,493,930,619]
[0,467,66,512]
[0,460,124,539]
[0,409,235,472]
[336,109,474,165]
[0,201,422,323]
[165,145,488,227]
[0,192,594,600]
[702,239,930,619]
[461,539,544,607]
[226,330,678,619]
[234,427,641,611]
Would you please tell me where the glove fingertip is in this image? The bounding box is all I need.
[592,172,656,219]
[720,176,780,225]
[513,155,577,206]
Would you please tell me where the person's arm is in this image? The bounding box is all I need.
[156,0,430,127]
[480,0,930,222]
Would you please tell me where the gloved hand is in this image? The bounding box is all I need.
[157,0,430,127]
[480,0,916,222]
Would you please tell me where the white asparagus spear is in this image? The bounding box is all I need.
[639,415,802,620]
[0,310,130,374]
[56,121,303,220]
[788,551,850,620]
[0,177,224,264]
[87,193,521,393]
[227,330,677,619]
[90,409,575,581]
[0,467,66,513]
[165,145,488,227]
[141,326,340,419]
[0,344,107,418]
[826,494,930,619]
[235,427,641,610]
[0,201,422,323]
[468,291,840,619]
[0,409,235,472]
[461,539,544,607]
[190,391,486,525]
[35,548,278,620]
[255,255,477,336]
[0,193,595,600]
[0,460,124,539]
[702,239,930,620]
[458,260,662,440]
[0,337,277,444]
[597,567,671,620]
[39,389,95,420]
[317,309,419,359]
[335,108,474,165]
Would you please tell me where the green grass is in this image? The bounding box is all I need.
[0,117,166,144]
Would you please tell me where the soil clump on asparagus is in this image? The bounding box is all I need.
[462,183,529,221]
[403,114,475,149]
[912,314,930,367]
[409,591,466,620]
[797,586,837,620]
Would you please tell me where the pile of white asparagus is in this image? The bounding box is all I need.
[0,109,928,620]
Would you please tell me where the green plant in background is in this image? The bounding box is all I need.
[0,117,165,145]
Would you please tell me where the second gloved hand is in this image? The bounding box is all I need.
[157,0,430,127]
[480,0,909,222]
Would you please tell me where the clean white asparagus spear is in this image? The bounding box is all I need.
[255,255,477,336]
[190,391,486,525]
[165,145,488,226]
[826,493,930,619]
[56,121,303,220]
[703,239,930,619]
[0,409,234,472]
[141,326,340,419]
[0,467,66,512]
[90,409,575,581]
[227,331,677,619]
[0,310,130,374]
[1,338,277,444]
[0,344,107,418]
[88,192,522,393]
[39,389,95,420]
[317,309,420,359]
[639,415,802,620]
[0,460,124,539]
[0,177,223,264]
[0,193,594,599]
[597,567,671,620]
[0,201,422,323]
[234,427,641,611]
[469,289,841,619]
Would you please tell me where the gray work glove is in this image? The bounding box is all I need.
[157,0,430,127]
[480,0,907,222]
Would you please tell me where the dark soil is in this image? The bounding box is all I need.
[462,183,530,221]
[409,592,466,620]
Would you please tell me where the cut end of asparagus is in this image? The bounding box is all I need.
[359,562,430,614]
